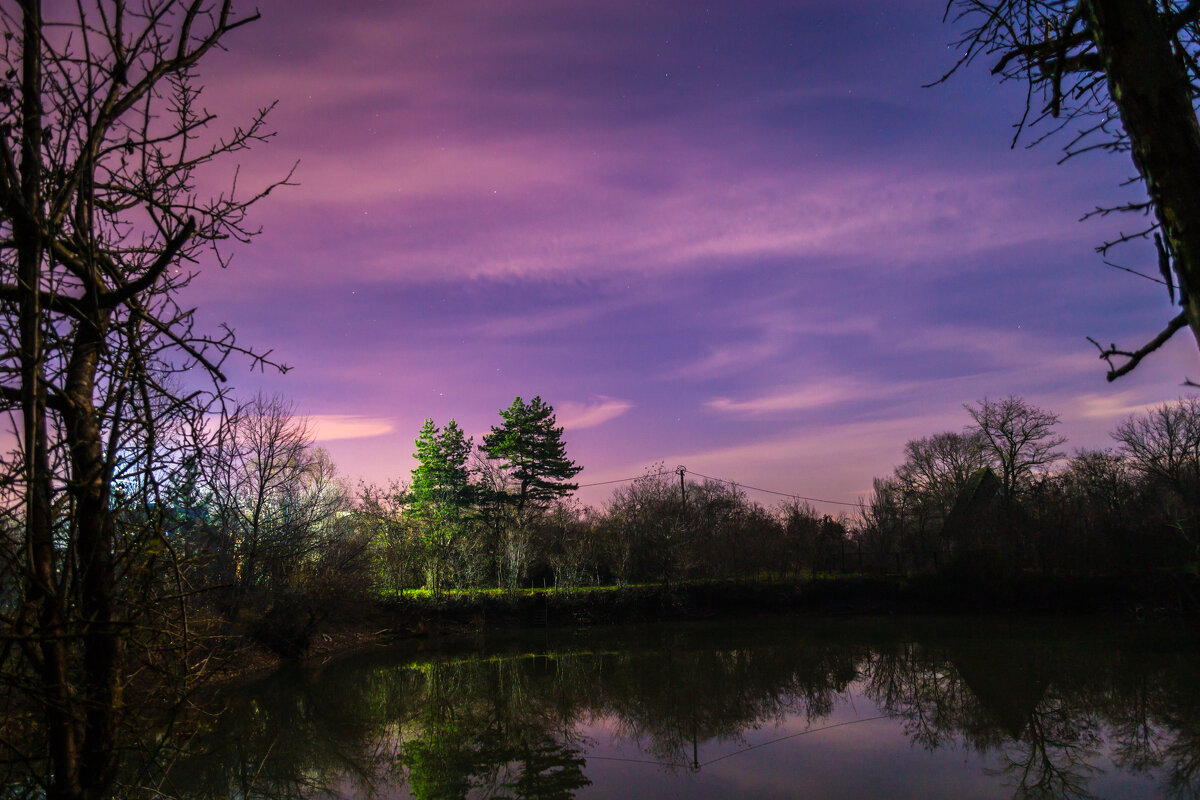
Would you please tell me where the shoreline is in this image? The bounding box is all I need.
[209,570,1200,687]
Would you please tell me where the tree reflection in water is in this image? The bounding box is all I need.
[150,620,1200,800]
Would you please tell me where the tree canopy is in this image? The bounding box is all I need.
[965,396,1067,498]
[480,396,582,514]
[408,418,474,517]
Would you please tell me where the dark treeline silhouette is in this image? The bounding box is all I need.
[35,390,1195,625]
[269,392,1199,601]
[146,619,1200,800]
[859,395,1199,582]
[6,390,1193,653]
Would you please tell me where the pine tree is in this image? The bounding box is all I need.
[408,419,474,513]
[407,418,474,592]
[480,396,582,514]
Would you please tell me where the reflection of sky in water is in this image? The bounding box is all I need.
[559,687,1164,800]
[159,618,1197,800]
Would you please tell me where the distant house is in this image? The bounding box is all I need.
[943,467,1006,564]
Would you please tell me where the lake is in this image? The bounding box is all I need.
[156,616,1200,799]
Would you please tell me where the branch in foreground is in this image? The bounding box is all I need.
[1088,312,1188,382]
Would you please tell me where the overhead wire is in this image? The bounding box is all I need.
[576,467,860,508]
[682,468,861,507]
[575,470,673,489]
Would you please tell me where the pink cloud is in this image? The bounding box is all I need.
[557,397,634,430]
[308,415,396,442]
[707,380,867,415]
[194,160,1098,305]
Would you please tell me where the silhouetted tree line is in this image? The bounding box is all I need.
[364,460,852,594]
[120,394,853,611]
[95,392,1200,626]
[858,395,1200,579]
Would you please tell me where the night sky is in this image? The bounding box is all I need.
[183,0,1197,510]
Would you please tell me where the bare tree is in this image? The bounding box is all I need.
[0,3,286,798]
[966,396,1067,498]
[359,480,422,595]
[855,477,907,575]
[202,394,348,602]
[896,431,991,522]
[942,0,1200,378]
[1113,398,1200,492]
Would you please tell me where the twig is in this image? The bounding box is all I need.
[1088,312,1188,381]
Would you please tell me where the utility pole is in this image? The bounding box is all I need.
[677,465,687,509]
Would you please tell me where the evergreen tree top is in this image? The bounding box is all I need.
[408,417,474,516]
[481,396,582,511]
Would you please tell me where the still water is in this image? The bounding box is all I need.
[161,617,1200,799]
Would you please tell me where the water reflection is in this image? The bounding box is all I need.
[156,619,1200,800]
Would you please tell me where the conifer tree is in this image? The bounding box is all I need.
[408,419,473,514]
[480,396,582,514]
[407,419,474,592]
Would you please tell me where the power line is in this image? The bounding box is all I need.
[576,470,673,489]
[683,468,861,508]
[576,467,860,508]
[700,714,889,766]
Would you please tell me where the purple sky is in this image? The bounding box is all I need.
[181,0,1197,511]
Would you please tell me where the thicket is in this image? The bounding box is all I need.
[108,394,1200,634]
[7,389,1192,693]
[860,396,1200,581]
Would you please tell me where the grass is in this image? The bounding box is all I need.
[374,574,912,630]
[381,574,852,601]
[372,569,1200,627]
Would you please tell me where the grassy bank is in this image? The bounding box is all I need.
[205,569,1200,686]
[374,569,1200,634]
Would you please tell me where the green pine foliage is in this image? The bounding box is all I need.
[407,418,476,593]
[408,418,474,516]
[481,396,582,513]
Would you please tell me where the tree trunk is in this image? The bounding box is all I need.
[64,314,122,800]
[1086,0,1200,350]
[16,3,83,797]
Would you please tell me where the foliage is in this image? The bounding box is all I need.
[360,481,423,595]
[409,419,475,516]
[201,394,351,601]
[481,396,582,515]
[406,418,476,593]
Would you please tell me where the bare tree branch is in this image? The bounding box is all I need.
[1088,311,1189,381]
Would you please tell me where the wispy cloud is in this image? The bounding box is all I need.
[1071,392,1164,421]
[674,338,789,380]
[308,415,396,441]
[558,397,633,430]
[238,161,1091,290]
[707,380,865,415]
